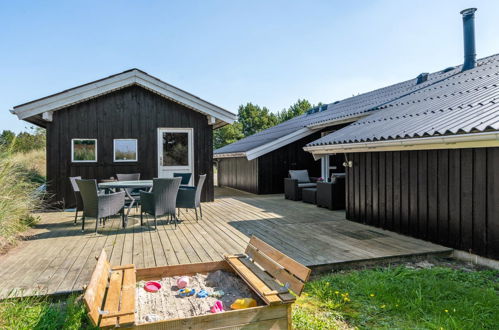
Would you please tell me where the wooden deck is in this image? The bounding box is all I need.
[0,187,451,299]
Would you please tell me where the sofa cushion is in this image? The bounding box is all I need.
[298,183,317,188]
[289,170,310,183]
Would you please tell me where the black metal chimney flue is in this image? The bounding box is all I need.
[461,8,477,71]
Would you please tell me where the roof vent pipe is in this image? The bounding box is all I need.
[460,8,477,71]
[416,73,429,84]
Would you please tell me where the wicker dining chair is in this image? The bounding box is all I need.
[116,173,141,209]
[76,179,126,233]
[173,172,192,185]
[116,173,141,194]
[140,177,182,229]
[69,176,84,224]
[176,174,206,221]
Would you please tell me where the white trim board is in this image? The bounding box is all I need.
[303,131,499,155]
[11,69,236,126]
[214,127,319,160]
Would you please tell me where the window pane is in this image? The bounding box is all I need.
[73,140,96,161]
[115,140,137,161]
[163,132,188,166]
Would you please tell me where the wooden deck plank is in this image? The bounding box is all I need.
[162,223,191,264]
[132,217,145,268]
[0,215,90,297]
[0,187,453,299]
[68,217,118,292]
[171,220,203,263]
[107,215,126,266]
[27,222,95,296]
[0,214,64,279]
[154,221,180,265]
[147,223,168,266]
[120,218,135,266]
[177,216,218,262]
[141,222,157,268]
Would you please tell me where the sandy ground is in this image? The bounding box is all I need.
[135,270,262,324]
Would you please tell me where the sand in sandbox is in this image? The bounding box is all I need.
[135,270,262,324]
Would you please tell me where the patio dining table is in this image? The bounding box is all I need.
[98,180,193,226]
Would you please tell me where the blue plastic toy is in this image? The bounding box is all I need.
[196,290,208,298]
[178,288,196,297]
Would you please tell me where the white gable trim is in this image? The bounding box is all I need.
[12,69,236,125]
[245,127,318,160]
[214,114,367,160]
[214,127,319,160]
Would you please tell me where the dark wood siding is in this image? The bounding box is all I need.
[216,132,323,194]
[345,147,499,260]
[217,157,259,194]
[46,85,214,207]
[256,131,322,194]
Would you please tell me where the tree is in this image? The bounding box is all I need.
[213,122,244,149]
[277,99,312,123]
[213,99,319,149]
[0,130,15,150]
[237,103,279,136]
[0,127,46,153]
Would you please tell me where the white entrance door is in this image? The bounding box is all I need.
[157,128,194,185]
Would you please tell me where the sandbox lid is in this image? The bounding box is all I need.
[83,250,136,328]
[224,236,311,305]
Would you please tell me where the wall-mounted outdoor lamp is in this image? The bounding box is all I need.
[343,154,353,168]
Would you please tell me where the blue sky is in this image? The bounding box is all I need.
[1,0,498,133]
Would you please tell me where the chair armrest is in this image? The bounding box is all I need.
[98,191,125,204]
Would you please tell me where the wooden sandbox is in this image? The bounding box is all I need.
[84,236,311,329]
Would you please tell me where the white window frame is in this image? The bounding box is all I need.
[71,138,98,163]
[113,139,138,162]
[158,128,194,171]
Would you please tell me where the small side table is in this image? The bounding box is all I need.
[316,180,346,210]
[302,188,317,204]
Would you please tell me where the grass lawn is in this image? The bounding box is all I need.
[0,294,93,329]
[293,260,499,329]
[0,259,497,329]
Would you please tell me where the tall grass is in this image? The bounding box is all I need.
[10,149,46,182]
[0,148,45,251]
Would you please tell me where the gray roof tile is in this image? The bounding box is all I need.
[307,54,499,147]
[216,54,497,155]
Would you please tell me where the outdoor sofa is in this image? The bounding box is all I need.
[284,169,318,201]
